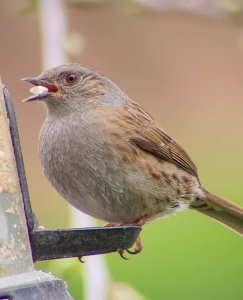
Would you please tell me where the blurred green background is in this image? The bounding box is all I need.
[1,0,243,299]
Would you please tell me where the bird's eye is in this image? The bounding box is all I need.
[66,73,78,84]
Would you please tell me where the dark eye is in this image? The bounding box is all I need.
[66,73,78,84]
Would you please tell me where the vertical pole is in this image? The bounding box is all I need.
[0,80,34,277]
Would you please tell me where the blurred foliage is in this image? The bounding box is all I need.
[11,0,243,20]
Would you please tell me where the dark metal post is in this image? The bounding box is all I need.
[0,80,33,277]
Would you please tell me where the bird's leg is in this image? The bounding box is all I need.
[104,222,116,227]
[130,215,150,226]
[104,215,148,258]
[122,215,149,255]
[103,222,127,258]
[104,222,129,259]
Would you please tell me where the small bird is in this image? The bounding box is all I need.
[22,63,243,258]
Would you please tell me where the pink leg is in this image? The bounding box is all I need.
[123,215,149,226]
[104,222,116,227]
[103,216,148,259]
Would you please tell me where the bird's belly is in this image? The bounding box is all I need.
[42,152,191,223]
[44,158,147,223]
[40,140,145,222]
[39,120,200,224]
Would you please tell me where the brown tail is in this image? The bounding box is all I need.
[191,188,243,236]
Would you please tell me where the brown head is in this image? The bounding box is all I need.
[22,63,127,116]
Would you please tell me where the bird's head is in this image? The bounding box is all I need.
[22,63,108,112]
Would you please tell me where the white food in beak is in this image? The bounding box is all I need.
[30,86,48,96]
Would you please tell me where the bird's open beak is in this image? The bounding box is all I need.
[21,77,58,102]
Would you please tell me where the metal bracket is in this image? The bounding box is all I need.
[3,86,141,262]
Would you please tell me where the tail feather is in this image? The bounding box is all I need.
[191,188,243,236]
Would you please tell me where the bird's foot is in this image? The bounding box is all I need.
[104,217,147,259]
[117,236,142,259]
[126,236,143,255]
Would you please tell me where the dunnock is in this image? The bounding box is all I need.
[22,63,243,257]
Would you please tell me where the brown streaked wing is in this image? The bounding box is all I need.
[126,101,198,178]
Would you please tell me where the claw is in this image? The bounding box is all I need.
[117,248,129,260]
[126,236,143,255]
[78,256,85,263]
[104,221,144,259]
[126,248,141,255]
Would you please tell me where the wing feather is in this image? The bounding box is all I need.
[126,101,198,177]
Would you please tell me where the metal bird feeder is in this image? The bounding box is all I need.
[0,83,141,299]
